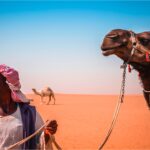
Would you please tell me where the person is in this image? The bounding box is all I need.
[0,64,44,149]
[40,120,62,150]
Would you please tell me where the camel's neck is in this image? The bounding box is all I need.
[139,73,150,108]
[130,62,150,107]
[140,75,150,91]
[32,89,42,96]
[131,63,150,91]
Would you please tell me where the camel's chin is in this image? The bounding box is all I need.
[102,49,116,56]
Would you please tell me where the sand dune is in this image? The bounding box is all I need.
[27,94,150,150]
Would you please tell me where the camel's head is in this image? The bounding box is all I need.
[32,88,36,91]
[101,29,150,64]
[101,29,130,56]
[137,31,150,50]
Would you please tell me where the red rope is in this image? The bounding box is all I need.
[146,52,150,62]
[128,64,131,73]
[44,129,52,136]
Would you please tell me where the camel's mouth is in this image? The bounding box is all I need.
[102,49,116,56]
[101,44,124,56]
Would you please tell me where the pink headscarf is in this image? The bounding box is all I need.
[0,64,29,103]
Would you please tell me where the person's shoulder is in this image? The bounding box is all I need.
[35,111,44,130]
[36,111,43,121]
[19,102,33,108]
[19,102,36,113]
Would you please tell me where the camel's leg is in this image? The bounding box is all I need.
[40,96,44,104]
[52,94,56,105]
[47,95,51,105]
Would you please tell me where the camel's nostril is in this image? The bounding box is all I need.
[133,42,137,46]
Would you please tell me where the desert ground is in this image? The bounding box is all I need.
[27,94,150,150]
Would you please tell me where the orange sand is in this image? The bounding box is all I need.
[27,94,150,150]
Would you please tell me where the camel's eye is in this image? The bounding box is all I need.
[140,38,150,46]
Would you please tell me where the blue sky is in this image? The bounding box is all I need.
[0,1,150,94]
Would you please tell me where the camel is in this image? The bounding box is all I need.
[32,87,56,105]
[101,29,150,108]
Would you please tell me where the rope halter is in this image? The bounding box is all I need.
[120,30,136,70]
[126,30,137,63]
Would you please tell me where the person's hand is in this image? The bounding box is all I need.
[46,120,58,135]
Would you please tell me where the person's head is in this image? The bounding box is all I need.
[0,64,29,103]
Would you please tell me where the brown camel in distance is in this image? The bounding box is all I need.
[32,87,56,105]
[101,29,150,108]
